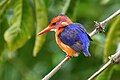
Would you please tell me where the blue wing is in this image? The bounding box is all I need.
[59,23,92,56]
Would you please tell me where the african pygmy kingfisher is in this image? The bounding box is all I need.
[38,14,92,58]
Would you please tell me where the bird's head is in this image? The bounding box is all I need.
[37,14,72,35]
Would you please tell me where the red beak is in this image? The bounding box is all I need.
[37,26,52,36]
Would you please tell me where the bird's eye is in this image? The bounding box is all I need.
[52,22,56,25]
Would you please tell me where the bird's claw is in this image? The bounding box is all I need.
[66,55,71,58]
[94,21,105,33]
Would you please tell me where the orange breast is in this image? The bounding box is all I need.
[55,28,79,57]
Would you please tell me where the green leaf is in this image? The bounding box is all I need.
[4,0,34,51]
[104,15,120,61]
[61,0,71,14]
[0,15,9,54]
[48,0,71,18]
[0,0,11,16]
[33,0,48,56]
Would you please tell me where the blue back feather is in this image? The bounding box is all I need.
[59,23,91,56]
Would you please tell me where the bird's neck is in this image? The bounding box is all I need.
[56,28,64,35]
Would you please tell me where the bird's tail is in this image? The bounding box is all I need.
[83,49,91,57]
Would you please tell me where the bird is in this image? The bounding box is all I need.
[37,14,92,58]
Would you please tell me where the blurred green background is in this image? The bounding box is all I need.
[0,0,120,80]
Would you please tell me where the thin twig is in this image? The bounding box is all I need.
[89,9,120,37]
[42,57,70,80]
[42,9,120,80]
[88,51,120,80]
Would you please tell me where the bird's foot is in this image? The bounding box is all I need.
[66,55,71,59]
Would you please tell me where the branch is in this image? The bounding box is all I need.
[42,9,120,80]
[89,9,120,37]
[42,57,70,80]
[88,51,120,80]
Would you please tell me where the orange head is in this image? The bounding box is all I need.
[37,14,72,35]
